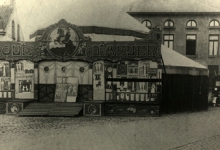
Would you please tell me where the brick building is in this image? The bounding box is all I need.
[127,0,220,86]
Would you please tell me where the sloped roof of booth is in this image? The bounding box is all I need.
[23,0,149,41]
[127,0,220,13]
[161,45,208,76]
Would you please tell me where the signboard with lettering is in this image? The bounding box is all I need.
[0,19,161,63]
[86,41,160,62]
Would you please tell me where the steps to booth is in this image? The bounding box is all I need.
[18,102,83,117]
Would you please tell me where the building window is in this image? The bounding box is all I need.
[17,24,20,42]
[209,20,220,27]
[186,20,197,27]
[186,35,196,55]
[12,20,15,40]
[142,20,152,28]
[164,20,174,28]
[209,35,219,56]
[163,34,174,50]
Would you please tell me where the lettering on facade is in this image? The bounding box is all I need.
[86,42,160,60]
[0,29,161,62]
[0,42,36,59]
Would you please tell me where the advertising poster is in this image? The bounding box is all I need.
[0,77,11,91]
[15,60,34,99]
[148,68,158,79]
[138,61,150,78]
[54,83,68,102]
[15,60,34,74]
[117,61,127,76]
[67,83,78,96]
[93,61,104,90]
[127,61,138,77]
[18,79,32,93]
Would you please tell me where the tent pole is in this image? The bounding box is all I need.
[161,54,166,75]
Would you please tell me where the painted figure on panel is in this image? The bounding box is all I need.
[16,61,34,73]
[67,84,77,96]
[94,62,103,73]
[0,78,11,91]
[49,27,78,56]
[0,61,10,77]
[19,80,32,93]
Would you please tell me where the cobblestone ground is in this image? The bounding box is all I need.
[1,107,220,150]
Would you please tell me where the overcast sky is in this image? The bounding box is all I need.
[1,0,220,40]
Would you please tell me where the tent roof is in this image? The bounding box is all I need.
[16,0,149,41]
[161,45,208,76]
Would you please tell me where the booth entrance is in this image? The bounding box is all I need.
[38,61,90,102]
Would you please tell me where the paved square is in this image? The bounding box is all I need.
[0,107,220,150]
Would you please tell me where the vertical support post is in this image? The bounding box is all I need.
[10,61,15,99]
[93,60,105,100]
[34,62,39,100]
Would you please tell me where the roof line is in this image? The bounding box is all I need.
[30,26,149,39]
[128,12,220,15]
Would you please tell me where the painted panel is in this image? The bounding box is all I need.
[93,61,105,100]
[48,27,79,59]
[0,61,10,77]
[83,103,103,116]
[104,103,160,116]
[6,102,23,115]
[74,62,90,84]
[39,61,55,84]
[54,83,68,102]
[66,77,78,102]
[56,61,74,83]
[15,60,34,99]
[0,77,11,91]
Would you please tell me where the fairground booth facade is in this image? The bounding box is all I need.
[0,19,165,116]
[0,18,209,117]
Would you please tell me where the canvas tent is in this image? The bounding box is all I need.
[160,45,208,113]
[27,0,209,113]
[161,45,208,76]
[16,0,148,41]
